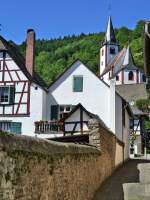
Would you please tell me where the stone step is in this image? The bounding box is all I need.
[123,183,150,200]
[138,163,150,184]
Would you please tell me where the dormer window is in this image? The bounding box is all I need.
[110,47,115,54]
[0,86,15,105]
[128,71,134,81]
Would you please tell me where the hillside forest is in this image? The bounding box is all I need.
[15,20,145,85]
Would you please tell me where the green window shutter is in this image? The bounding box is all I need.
[9,86,15,104]
[73,76,83,92]
[10,122,22,134]
[51,105,59,120]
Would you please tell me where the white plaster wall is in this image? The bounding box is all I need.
[0,84,46,137]
[100,46,107,75]
[106,45,119,65]
[100,44,119,76]
[115,94,123,141]
[123,109,130,160]
[102,73,110,86]
[49,61,111,129]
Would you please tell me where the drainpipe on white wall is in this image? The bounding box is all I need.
[110,78,116,134]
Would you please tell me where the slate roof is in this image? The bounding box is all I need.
[103,16,117,44]
[0,35,48,91]
[116,84,148,116]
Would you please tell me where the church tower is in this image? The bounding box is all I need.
[100,16,119,75]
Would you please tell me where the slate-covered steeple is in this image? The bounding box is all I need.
[100,16,119,76]
[105,16,117,44]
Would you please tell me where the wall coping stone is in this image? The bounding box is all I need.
[0,133,101,155]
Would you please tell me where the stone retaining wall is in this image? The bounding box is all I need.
[0,121,124,200]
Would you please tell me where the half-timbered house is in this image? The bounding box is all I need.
[0,30,48,136]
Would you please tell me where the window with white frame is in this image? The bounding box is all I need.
[0,86,15,105]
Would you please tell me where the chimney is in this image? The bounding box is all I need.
[26,29,35,76]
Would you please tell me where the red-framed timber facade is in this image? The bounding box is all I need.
[0,51,31,116]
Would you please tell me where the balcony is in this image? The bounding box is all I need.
[34,121,64,134]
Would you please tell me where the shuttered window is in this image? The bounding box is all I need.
[51,105,59,120]
[10,122,22,134]
[73,76,83,92]
[9,86,15,104]
[0,86,15,105]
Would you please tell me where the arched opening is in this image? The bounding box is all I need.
[128,71,134,81]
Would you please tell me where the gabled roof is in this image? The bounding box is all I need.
[63,103,109,129]
[104,16,117,44]
[100,46,139,78]
[48,59,110,89]
[0,35,48,91]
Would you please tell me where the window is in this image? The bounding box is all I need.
[73,76,83,92]
[102,49,104,56]
[101,61,103,66]
[0,86,15,105]
[110,47,115,54]
[51,105,59,120]
[10,122,22,134]
[51,105,75,120]
[128,71,134,81]
[142,74,146,82]
[0,121,21,134]
[116,75,119,81]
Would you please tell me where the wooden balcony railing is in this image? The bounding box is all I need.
[34,121,64,134]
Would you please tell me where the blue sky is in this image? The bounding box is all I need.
[1,0,150,43]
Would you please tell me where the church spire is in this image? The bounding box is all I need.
[105,16,116,43]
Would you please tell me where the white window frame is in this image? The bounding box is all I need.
[0,86,14,105]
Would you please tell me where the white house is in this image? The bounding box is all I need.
[47,59,132,147]
[100,16,146,85]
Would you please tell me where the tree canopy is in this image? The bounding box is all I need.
[16,20,145,85]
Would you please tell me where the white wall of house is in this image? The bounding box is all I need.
[48,61,111,130]
[48,61,126,138]
[115,94,123,141]
[123,109,130,160]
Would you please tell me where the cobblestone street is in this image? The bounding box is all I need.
[93,159,150,200]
